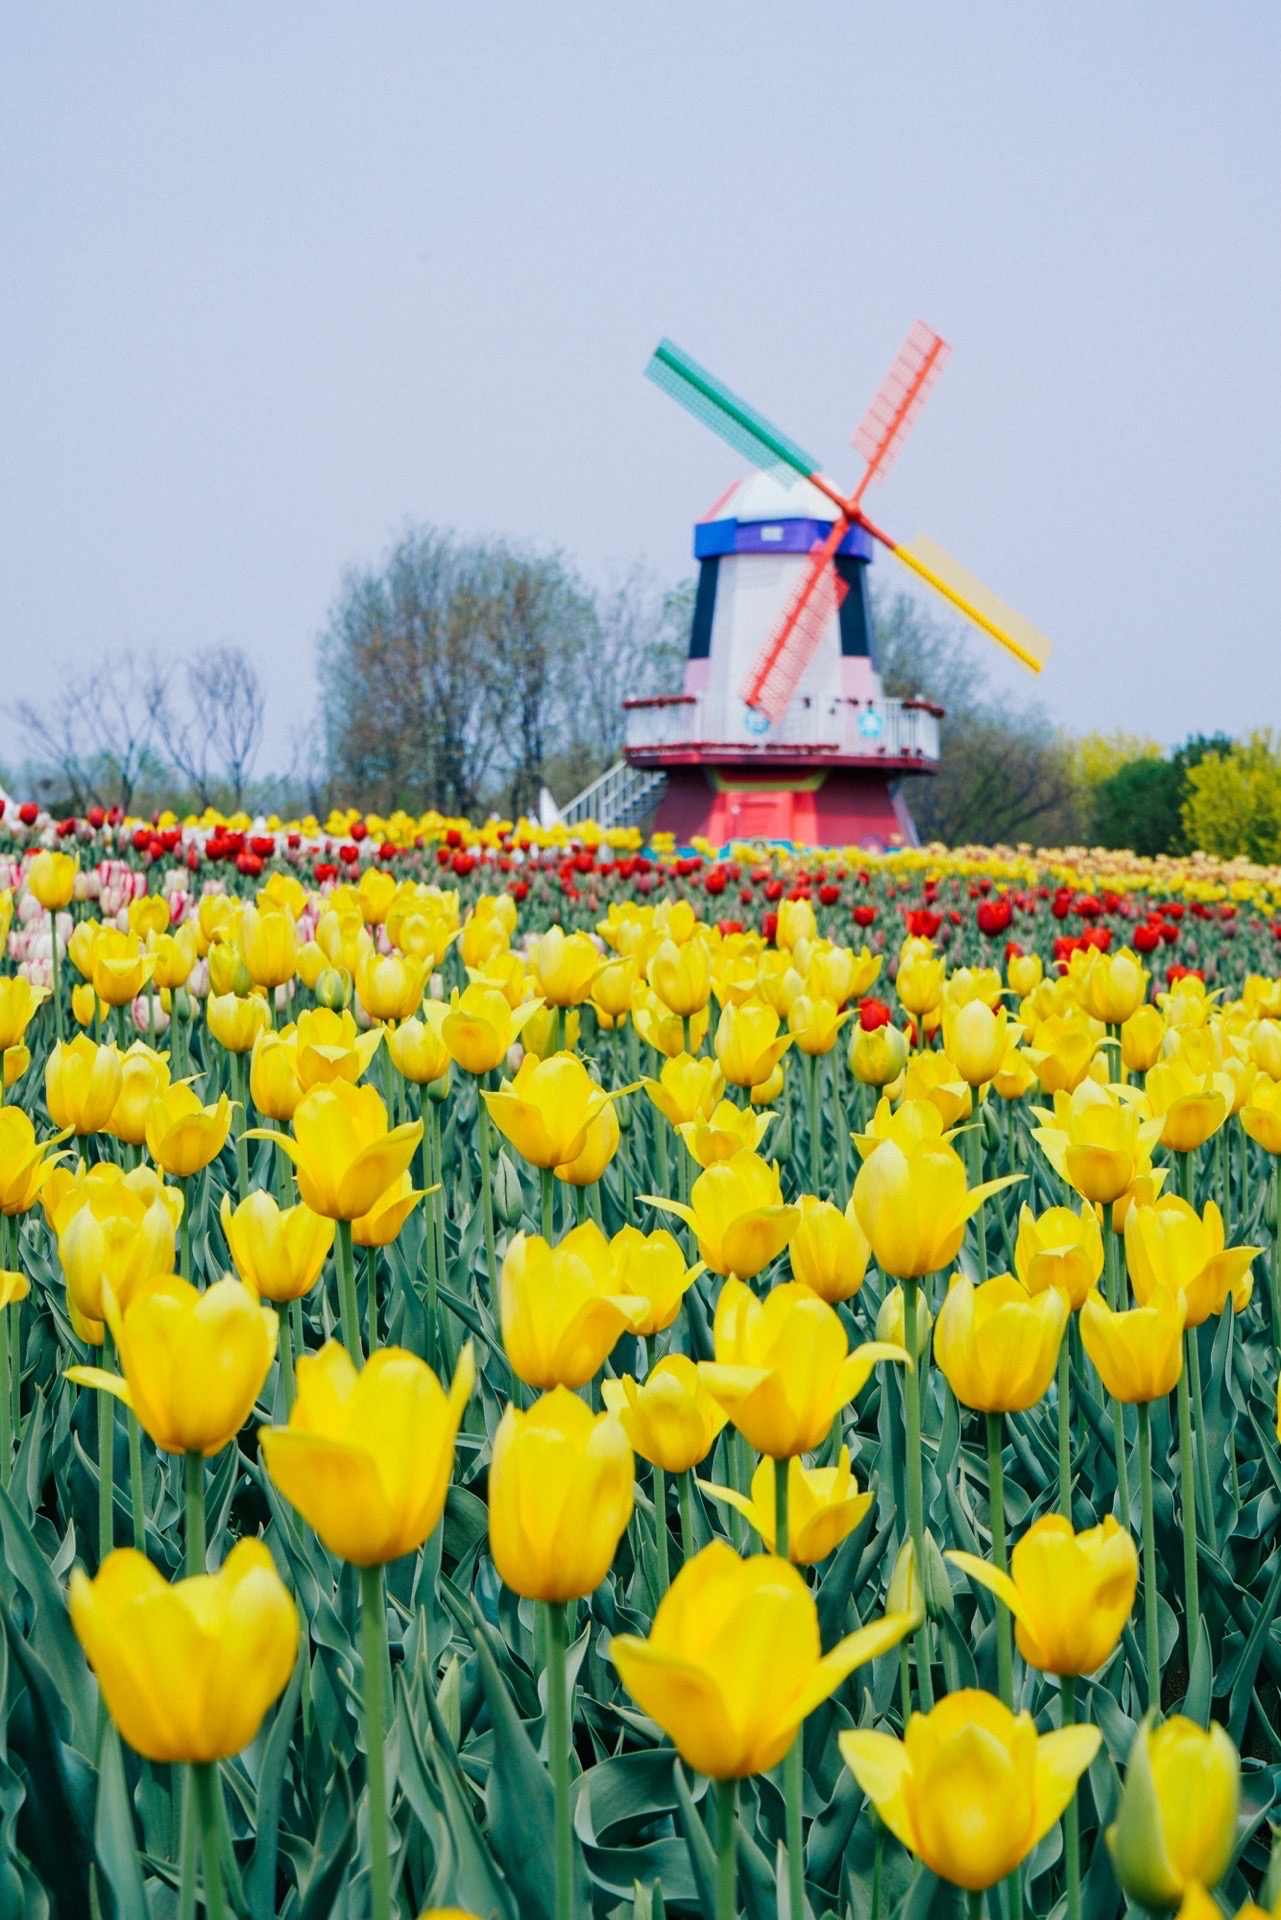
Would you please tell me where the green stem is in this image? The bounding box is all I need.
[902,1278,933,1708]
[127,1412,145,1549]
[179,1175,192,1283]
[430,1101,448,1313]
[806,1051,822,1197]
[365,1245,378,1354]
[1176,1349,1200,1661]
[678,1470,696,1563]
[545,1599,574,1920]
[1272,1160,1281,1347]
[715,1776,737,1920]
[541,1165,555,1245]
[970,1126,988,1284]
[177,1773,198,1920]
[1138,1401,1160,1715]
[51,912,64,1043]
[192,1762,227,1920]
[832,1052,851,1208]
[359,1564,392,1920]
[1104,1230,1131,1524]
[775,1461,804,1920]
[1056,1336,1071,1519]
[986,1412,1013,1707]
[276,1303,294,1415]
[98,1328,115,1567]
[0,1304,11,1487]
[476,1087,499,1297]
[336,1218,363,1365]
[420,1088,440,1370]
[184,1450,206,1577]
[965,1890,985,1920]
[231,1052,250,1201]
[1061,1675,1081,1920]
[653,1464,670,1598]
[1186,1326,1218,1552]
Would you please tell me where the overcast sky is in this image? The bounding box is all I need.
[2,4,1278,773]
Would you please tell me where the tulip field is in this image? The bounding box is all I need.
[5,811,1281,1920]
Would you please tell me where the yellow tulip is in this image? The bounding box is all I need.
[853,1136,1018,1280]
[27,849,78,910]
[554,1100,620,1186]
[520,1002,582,1061]
[144,1085,233,1177]
[0,1107,67,1215]
[608,1225,703,1335]
[942,1001,1018,1089]
[1125,1195,1257,1326]
[294,1005,382,1090]
[385,1007,450,1085]
[442,983,542,1075]
[992,1039,1037,1102]
[46,1035,123,1135]
[1241,1075,1281,1157]
[648,936,712,1018]
[601,1356,726,1473]
[644,1052,725,1128]
[488,1387,634,1601]
[43,1158,180,1237]
[713,1000,792,1090]
[1122,1004,1167,1074]
[355,949,428,1024]
[60,1185,176,1328]
[1145,1055,1233,1152]
[257,870,307,919]
[1024,1013,1104,1095]
[848,1020,910,1087]
[896,947,945,1019]
[653,1148,797,1280]
[69,1274,276,1455]
[840,1688,1100,1891]
[788,1193,871,1303]
[207,991,272,1054]
[1013,1202,1104,1310]
[876,1282,934,1357]
[356,866,400,925]
[91,929,156,1008]
[805,940,881,1007]
[901,1049,972,1126]
[147,923,198,991]
[500,1225,647,1389]
[71,982,97,1027]
[0,976,47,1050]
[677,1098,772,1168]
[351,1171,422,1247]
[69,1540,297,1763]
[786,993,849,1057]
[1007,952,1043,997]
[296,940,327,991]
[1080,1287,1186,1402]
[933,1273,1067,1413]
[220,1190,334,1302]
[1080,947,1150,1025]
[1251,1019,1281,1080]
[484,1052,622,1171]
[315,905,371,975]
[702,1276,903,1456]
[949,1513,1137,1674]
[260,1340,473,1564]
[631,987,709,1059]
[250,1027,305,1121]
[1033,1082,1165,1205]
[612,1541,911,1779]
[197,894,241,956]
[208,934,252,998]
[459,906,510,969]
[67,918,100,980]
[128,895,170,941]
[703,1450,873,1565]
[528,927,600,1007]
[1107,1716,1239,1910]
[253,1082,420,1221]
[772,896,815,950]
[239,904,298,989]
[591,953,638,1022]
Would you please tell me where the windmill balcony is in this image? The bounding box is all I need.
[622,692,942,772]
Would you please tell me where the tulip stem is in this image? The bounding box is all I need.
[806,1052,823,1197]
[652,1464,670,1599]
[1103,1231,1131,1525]
[335,1218,363,1366]
[230,1052,250,1201]
[1056,1338,1072,1519]
[1271,1161,1281,1346]
[774,1463,806,1920]
[1176,1350,1200,1663]
[192,1763,227,1920]
[1060,1675,1082,1920]
[184,1450,206,1577]
[964,1893,984,1920]
[714,1775,737,1920]
[0,1304,10,1487]
[50,912,64,1042]
[545,1599,574,1920]
[98,1329,115,1568]
[678,1470,696,1563]
[179,1175,192,1284]
[359,1564,393,1920]
[901,1279,932,1707]
[541,1166,555,1245]
[1137,1402,1160,1715]
[365,1246,378,1353]
[476,1090,500,1295]
[127,1411,145,1548]
[1186,1328,1217,1552]
[276,1304,294,1416]
[985,1413,1013,1708]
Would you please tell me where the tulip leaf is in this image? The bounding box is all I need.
[670,1758,717,1919]
[0,1481,95,1757]
[93,1725,147,1920]
[406,1663,519,1919]
[245,1653,303,1920]
[3,1617,97,1920]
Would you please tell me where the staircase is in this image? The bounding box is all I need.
[557,761,667,832]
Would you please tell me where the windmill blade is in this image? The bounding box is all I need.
[740,520,850,723]
[852,321,950,499]
[891,532,1051,674]
[645,339,820,488]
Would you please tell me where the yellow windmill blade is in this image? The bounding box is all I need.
[890,532,1051,675]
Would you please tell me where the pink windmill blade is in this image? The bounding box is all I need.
[850,321,950,505]
[738,521,850,724]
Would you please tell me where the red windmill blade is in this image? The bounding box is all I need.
[850,321,950,504]
[739,518,851,723]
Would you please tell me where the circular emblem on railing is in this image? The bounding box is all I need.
[858,707,884,739]
[742,705,771,737]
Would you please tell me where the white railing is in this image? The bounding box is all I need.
[624,694,941,763]
[558,762,667,829]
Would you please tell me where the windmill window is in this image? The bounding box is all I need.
[759,525,784,542]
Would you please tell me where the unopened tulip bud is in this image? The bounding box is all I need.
[1107,1715,1239,1910]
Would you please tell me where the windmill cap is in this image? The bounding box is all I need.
[695,471,873,562]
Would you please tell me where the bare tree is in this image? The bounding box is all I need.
[147,645,264,811]
[13,652,158,813]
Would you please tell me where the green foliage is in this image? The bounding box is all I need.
[1090,757,1185,856]
[1183,731,1281,862]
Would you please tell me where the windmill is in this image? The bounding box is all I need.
[613,324,1052,850]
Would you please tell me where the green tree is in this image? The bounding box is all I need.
[1091,758,1184,855]
[1182,732,1281,861]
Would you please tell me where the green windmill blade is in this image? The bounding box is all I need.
[644,339,819,487]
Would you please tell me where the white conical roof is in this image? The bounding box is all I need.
[702,470,840,526]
